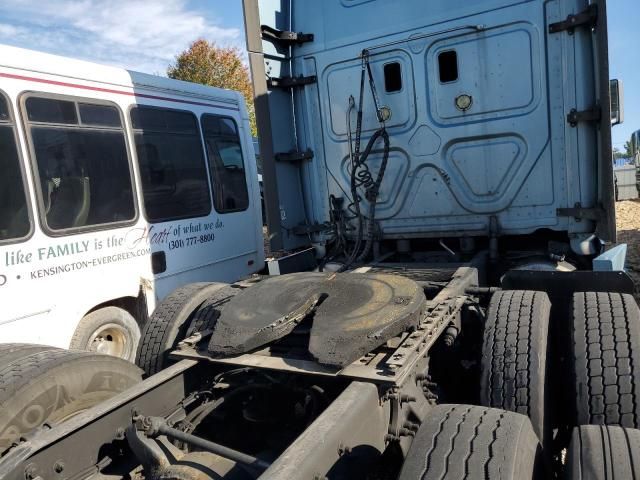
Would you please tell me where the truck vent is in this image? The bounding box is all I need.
[384,62,402,92]
[438,50,458,83]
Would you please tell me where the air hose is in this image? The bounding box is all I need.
[340,50,390,271]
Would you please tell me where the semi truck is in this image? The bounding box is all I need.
[0,0,637,479]
[632,129,640,196]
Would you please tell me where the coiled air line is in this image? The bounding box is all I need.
[340,49,390,271]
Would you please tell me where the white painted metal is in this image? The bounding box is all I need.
[0,45,264,351]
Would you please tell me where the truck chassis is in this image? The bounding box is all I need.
[0,256,637,479]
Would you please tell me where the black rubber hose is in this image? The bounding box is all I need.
[340,127,389,270]
[341,59,369,267]
[356,128,389,263]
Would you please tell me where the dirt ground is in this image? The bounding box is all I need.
[615,199,640,303]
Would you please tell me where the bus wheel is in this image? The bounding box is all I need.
[480,290,551,444]
[566,425,640,479]
[398,405,544,479]
[70,306,141,361]
[570,292,640,427]
[0,349,141,456]
[136,283,240,377]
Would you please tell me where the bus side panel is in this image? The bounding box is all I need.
[1,69,264,349]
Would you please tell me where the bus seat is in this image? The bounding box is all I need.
[41,179,55,214]
[47,176,91,229]
[7,203,29,237]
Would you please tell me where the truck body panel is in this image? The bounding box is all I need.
[248,0,615,250]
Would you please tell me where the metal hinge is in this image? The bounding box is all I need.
[557,203,606,221]
[267,75,317,89]
[567,107,601,127]
[261,25,314,46]
[549,4,598,34]
[275,150,314,163]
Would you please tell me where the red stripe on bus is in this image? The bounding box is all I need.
[0,71,238,110]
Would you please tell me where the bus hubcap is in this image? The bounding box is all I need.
[88,324,128,358]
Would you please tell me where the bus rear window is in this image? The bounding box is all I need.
[202,115,249,213]
[131,106,212,223]
[24,95,136,233]
[0,95,30,242]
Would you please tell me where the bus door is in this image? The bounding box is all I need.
[129,106,259,301]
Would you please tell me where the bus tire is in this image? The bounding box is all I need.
[480,290,551,444]
[136,283,239,377]
[0,343,60,367]
[70,306,141,361]
[571,292,640,427]
[0,349,142,456]
[398,404,543,479]
[566,425,640,479]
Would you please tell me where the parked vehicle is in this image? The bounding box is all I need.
[632,129,640,195]
[1,1,638,479]
[0,45,264,360]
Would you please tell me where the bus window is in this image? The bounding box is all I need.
[131,106,212,223]
[202,115,249,213]
[0,94,30,242]
[24,96,136,233]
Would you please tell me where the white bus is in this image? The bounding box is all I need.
[0,45,265,360]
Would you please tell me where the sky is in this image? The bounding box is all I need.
[0,0,246,74]
[0,0,635,148]
[607,0,639,151]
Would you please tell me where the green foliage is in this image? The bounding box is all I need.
[624,140,633,158]
[168,39,256,135]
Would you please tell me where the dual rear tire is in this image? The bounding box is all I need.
[0,282,238,460]
[136,282,240,376]
[570,292,640,428]
[403,290,640,479]
[561,292,640,479]
[400,406,640,480]
[399,404,543,479]
[480,290,640,433]
[400,290,551,479]
[479,290,551,444]
[566,425,640,479]
[0,344,142,456]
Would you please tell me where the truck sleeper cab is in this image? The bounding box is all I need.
[0,45,264,360]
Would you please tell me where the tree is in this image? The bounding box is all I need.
[624,140,633,158]
[168,39,256,135]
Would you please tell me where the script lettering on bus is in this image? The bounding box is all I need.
[125,226,171,250]
[5,249,33,266]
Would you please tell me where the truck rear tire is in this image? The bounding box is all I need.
[571,292,640,427]
[0,343,60,366]
[480,290,551,443]
[566,425,640,479]
[70,306,141,361]
[136,282,239,377]
[398,404,543,479]
[0,349,142,455]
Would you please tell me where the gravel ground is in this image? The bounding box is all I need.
[616,199,640,303]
